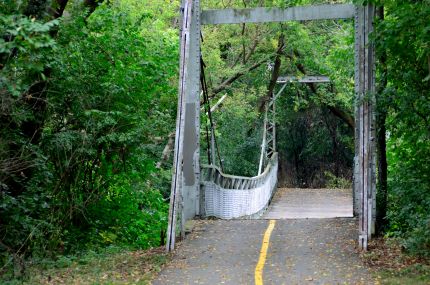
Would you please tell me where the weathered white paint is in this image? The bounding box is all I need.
[201,4,355,25]
[167,0,201,252]
[354,5,376,251]
[277,75,330,83]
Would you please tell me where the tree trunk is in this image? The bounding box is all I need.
[84,0,101,14]
[156,132,176,169]
[257,34,285,113]
[211,59,266,96]
[53,0,70,18]
[376,6,388,234]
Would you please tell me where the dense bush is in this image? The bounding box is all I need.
[375,0,430,257]
[0,0,179,275]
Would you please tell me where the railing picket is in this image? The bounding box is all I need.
[200,153,278,219]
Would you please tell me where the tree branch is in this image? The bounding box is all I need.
[156,132,175,169]
[258,33,284,113]
[285,50,355,129]
[210,59,266,97]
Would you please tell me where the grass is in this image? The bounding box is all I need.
[362,238,430,285]
[376,264,430,285]
[2,246,169,285]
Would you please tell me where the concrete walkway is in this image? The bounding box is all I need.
[152,189,373,285]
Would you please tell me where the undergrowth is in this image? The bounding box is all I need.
[1,246,168,285]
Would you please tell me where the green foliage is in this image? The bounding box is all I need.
[324,171,352,189]
[2,245,168,284]
[85,174,168,249]
[212,89,262,176]
[276,97,353,187]
[375,0,430,257]
[1,0,179,278]
[1,8,61,271]
[378,263,430,285]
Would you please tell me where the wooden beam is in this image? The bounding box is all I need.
[277,75,330,83]
[201,4,355,25]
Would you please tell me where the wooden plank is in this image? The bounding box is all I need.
[201,4,355,25]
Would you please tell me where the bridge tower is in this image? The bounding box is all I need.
[166,0,201,252]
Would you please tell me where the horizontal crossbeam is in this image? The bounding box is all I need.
[201,4,355,25]
[277,76,330,83]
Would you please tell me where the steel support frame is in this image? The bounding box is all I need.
[167,1,376,252]
[167,0,201,252]
[258,94,276,175]
[201,4,355,25]
[354,4,376,250]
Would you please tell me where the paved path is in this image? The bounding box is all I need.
[264,188,353,219]
[153,189,374,285]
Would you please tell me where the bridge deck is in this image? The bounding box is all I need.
[264,188,353,219]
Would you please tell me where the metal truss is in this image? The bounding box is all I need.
[167,0,376,252]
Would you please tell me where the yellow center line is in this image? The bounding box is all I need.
[255,220,276,285]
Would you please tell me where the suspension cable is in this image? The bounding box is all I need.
[201,57,224,171]
[200,59,212,165]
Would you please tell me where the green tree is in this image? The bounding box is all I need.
[375,0,430,257]
[1,0,180,277]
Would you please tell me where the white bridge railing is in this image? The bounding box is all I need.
[200,153,278,219]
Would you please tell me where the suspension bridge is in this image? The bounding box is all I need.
[159,1,378,284]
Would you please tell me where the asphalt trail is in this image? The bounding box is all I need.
[153,189,374,285]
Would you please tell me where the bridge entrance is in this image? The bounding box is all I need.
[263,188,353,220]
[167,1,376,252]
